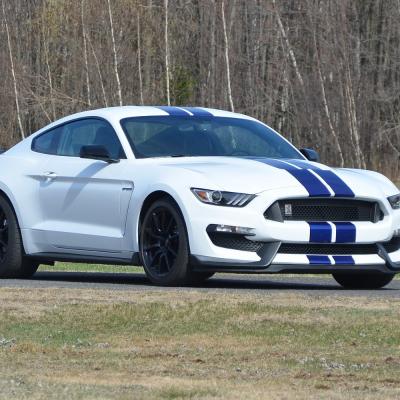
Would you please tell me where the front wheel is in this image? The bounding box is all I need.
[140,198,193,286]
[332,272,395,289]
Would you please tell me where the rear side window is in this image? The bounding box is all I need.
[32,118,125,159]
[32,126,62,155]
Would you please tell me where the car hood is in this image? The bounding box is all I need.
[157,157,397,198]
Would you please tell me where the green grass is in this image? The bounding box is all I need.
[0,288,400,399]
[38,262,144,274]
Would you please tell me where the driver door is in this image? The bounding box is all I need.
[35,118,133,255]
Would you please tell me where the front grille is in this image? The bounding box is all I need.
[208,232,264,252]
[265,199,383,223]
[278,243,377,255]
[278,237,400,255]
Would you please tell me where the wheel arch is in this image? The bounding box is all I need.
[137,189,192,251]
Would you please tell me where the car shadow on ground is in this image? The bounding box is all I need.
[27,271,355,291]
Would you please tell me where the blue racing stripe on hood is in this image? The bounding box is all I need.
[287,160,354,198]
[252,158,331,197]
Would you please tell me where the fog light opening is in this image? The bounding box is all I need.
[208,224,255,236]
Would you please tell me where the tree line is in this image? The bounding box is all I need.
[1,0,400,179]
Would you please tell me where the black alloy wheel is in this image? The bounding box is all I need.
[142,204,180,277]
[0,208,8,263]
[0,196,39,279]
[140,198,209,286]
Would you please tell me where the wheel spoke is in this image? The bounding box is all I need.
[163,253,171,271]
[165,215,175,233]
[144,243,161,251]
[152,212,162,232]
[149,248,163,267]
[160,210,167,232]
[144,227,164,241]
[169,232,179,240]
[166,246,177,258]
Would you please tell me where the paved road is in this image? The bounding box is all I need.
[0,271,399,297]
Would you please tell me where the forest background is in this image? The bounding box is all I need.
[1,0,399,179]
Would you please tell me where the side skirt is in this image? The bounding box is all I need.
[28,252,141,266]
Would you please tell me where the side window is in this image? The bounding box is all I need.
[33,118,125,159]
[32,126,62,155]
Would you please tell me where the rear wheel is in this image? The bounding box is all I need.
[0,196,39,279]
[332,272,394,289]
[140,198,194,286]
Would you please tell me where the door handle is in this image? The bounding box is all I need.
[43,171,57,180]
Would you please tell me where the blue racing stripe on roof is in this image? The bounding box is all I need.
[307,255,331,265]
[334,222,356,243]
[155,106,190,116]
[254,158,331,197]
[333,256,355,265]
[288,159,354,198]
[181,107,214,117]
[308,222,332,243]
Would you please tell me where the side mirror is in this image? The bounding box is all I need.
[300,148,319,162]
[80,145,119,163]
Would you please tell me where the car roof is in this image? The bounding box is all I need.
[37,106,255,133]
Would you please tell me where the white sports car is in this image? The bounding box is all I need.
[0,106,399,288]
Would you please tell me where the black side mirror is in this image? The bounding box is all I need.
[300,148,320,162]
[80,145,119,163]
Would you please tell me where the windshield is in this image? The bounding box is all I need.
[120,116,303,159]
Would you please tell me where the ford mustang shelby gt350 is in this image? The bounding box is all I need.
[0,106,399,288]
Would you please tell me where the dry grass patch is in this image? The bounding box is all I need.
[1,287,400,399]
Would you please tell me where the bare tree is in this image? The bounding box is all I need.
[81,0,91,107]
[106,0,122,106]
[2,0,24,139]
[1,0,400,179]
[164,0,170,106]
[137,12,144,105]
[221,0,234,112]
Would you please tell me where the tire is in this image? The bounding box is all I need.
[0,196,39,279]
[140,197,193,286]
[332,272,395,289]
[187,271,215,285]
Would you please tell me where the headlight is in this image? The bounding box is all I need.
[191,188,255,207]
[388,194,400,209]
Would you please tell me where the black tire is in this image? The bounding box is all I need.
[140,198,193,286]
[187,271,215,285]
[0,196,39,279]
[332,272,394,289]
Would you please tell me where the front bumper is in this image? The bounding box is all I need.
[185,187,400,274]
[191,242,400,273]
